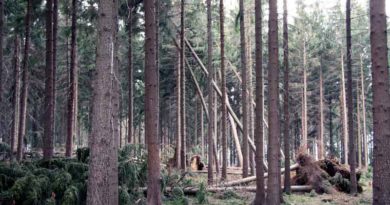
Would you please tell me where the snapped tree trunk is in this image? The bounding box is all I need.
[370,0,390,203]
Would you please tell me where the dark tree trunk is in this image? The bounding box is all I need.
[239,0,249,179]
[207,0,215,185]
[220,0,227,181]
[176,48,181,168]
[370,0,390,203]
[43,0,54,159]
[11,37,20,158]
[282,0,291,194]
[0,0,3,104]
[144,0,161,203]
[254,0,265,203]
[66,0,77,157]
[180,0,186,170]
[53,0,58,145]
[127,0,133,144]
[86,0,119,203]
[266,0,281,203]
[17,0,32,161]
[346,0,357,194]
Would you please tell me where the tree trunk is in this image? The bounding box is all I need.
[282,0,291,194]
[127,0,133,144]
[345,0,357,194]
[201,102,204,158]
[356,81,362,168]
[43,0,54,159]
[206,0,215,185]
[359,55,368,167]
[86,0,119,203]
[254,0,265,203]
[52,0,58,146]
[11,37,20,158]
[0,0,3,105]
[228,114,243,167]
[239,0,249,179]
[340,52,348,164]
[302,40,308,153]
[17,0,32,161]
[144,0,161,202]
[318,57,324,159]
[180,0,186,171]
[66,0,77,157]
[328,98,335,157]
[266,0,281,203]
[370,0,390,203]
[220,0,227,181]
[175,48,181,168]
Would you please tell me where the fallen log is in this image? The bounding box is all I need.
[219,164,299,187]
[141,185,312,195]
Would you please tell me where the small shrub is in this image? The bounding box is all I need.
[196,182,208,204]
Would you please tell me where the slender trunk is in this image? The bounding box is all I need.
[17,0,32,161]
[180,0,186,170]
[282,0,291,194]
[370,0,390,203]
[175,48,181,168]
[201,103,204,158]
[266,0,281,203]
[346,0,357,194]
[0,0,3,105]
[318,57,324,159]
[302,41,308,153]
[127,1,133,144]
[356,81,362,168]
[228,115,243,167]
[11,37,20,157]
[328,98,334,157]
[52,0,58,146]
[359,55,368,167]
[220,0,227,181]
[195,96,198,146]
[239,0,249,178]
[254,0,265,203]
[206,0,215,184]
[86,0,119,203]
[66,0,77,157]
[144,0,161,202]
[340,52,348,164]
[43,0,54,159]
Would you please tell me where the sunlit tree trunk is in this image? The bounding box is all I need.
[370,0,390,203]
[340,52,348,164]
[302,40,307,153]
[11,37,20,158]
[359,55,368,167]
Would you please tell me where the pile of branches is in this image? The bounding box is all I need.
[292,153,362,194]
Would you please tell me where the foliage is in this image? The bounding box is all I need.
[76,148,90,163]
[196,182,208,204]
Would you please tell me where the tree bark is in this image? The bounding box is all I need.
[86,0,119,203]
[17,0,32,161]
[11,37,20,158]
[43,0,54,159]
[359,55,368,167]
[0,0,3,105]
[220,0,227,181]
[228,114,243,167]
[127,0,133,144]
[239,0,249,178]
[175,47,181,168]
[318,57,324,159]
[66,0,77,157]
[370,0,390,203]
[180,0,186,171]
[302,40,308,153]
[206,0,215,185]
[345,0,357,194]
[52,0,58,146]
[282,0,291,195]
[340,52,348,164]
[144,0,161,203]
[356,81,362,168]
[266,0,281,203]
[254,0,265,203]
[328,98,335,157]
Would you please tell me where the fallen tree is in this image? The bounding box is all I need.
[218,164,299,187]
